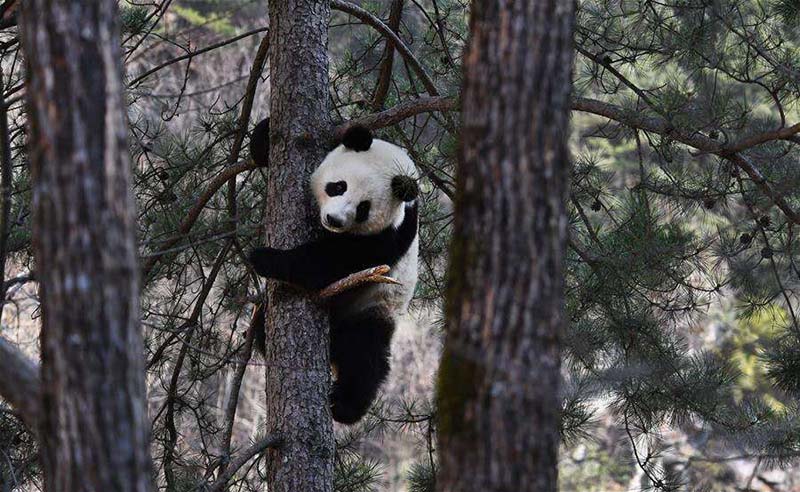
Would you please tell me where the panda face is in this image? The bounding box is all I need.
[311,137,418,235]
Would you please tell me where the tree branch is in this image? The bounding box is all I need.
[206,435,283,492]
[724,122,800,154]
[338,94,800,226]
[225,35,270,219]
[318,265,400,298]
[371,0,404,111]
[0,338,39,432]
[142,160,257,276]
[335,95,456,138]
[331,0,439,97]
[0,65,13,307]
[128,26,269,87]
[572,96,800,224]
[162,241,233,489]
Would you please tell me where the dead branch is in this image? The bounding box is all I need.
[318,265,400,298]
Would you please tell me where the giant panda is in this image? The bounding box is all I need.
[248,120,420,424]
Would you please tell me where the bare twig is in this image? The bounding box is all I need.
[128,27,268,87]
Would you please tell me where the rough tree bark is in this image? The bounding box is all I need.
[19,2,154,491]
[262,1,334,491]
[436,1,575,491]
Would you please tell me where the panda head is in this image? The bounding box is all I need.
[311,126,419,235]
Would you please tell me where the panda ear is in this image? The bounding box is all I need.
[250,118,270,167]
[341,125,373,152]
[391,175,419,202]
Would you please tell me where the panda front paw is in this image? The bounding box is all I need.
[248,247,282,278]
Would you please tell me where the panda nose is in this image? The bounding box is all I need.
[326,214,343,228]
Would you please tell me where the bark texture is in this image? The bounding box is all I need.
[19,2,154,491]
[436,1,575,491]
[263,1,334,491]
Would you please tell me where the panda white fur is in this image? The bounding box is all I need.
[248,121,419,424]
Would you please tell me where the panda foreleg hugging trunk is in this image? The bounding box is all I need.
[248,202,418,292]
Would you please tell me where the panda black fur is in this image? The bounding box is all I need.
[248,119,419,424]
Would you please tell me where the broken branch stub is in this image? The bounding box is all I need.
[318,265,400,298]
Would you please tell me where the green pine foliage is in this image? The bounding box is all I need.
[407,460,436,492]
[0,405,38,490]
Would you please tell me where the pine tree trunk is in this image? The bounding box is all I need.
[263,1,334,491]
[436,1,575,491]
[19,2,154,491]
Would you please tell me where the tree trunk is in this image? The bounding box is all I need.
[19,2,154,491]
[263,1,334,491]
[436,1,575,491]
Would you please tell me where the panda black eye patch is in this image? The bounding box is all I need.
[325,181,347,197]
[356,200,371,223]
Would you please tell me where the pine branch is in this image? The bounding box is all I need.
[206,434,283,492]
[336,96,456,137]
[572,96,800,224]
[331,0,439,97]
[142,160,257,276]
[0,337,39,433]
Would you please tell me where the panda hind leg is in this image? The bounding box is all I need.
[330,307,395,424]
